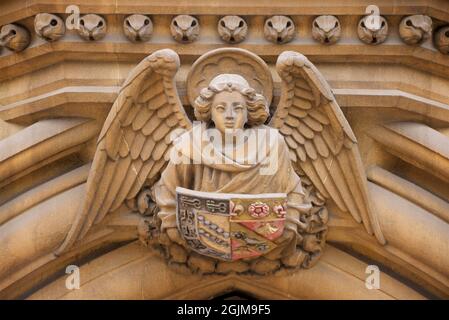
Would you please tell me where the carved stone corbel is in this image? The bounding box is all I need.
[357,15,388,45]
[217,16,248,44]
[264,15,295,44]
[434,26,449,54]
[34,13,65,42]
[77,14,107,41]
[312,15,341,45]
[399,15,432,45]
[123,14,153,42]
[0,24,30,52]
[170,15,200,43]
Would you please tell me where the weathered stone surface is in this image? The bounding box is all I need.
[250,257,281,275]
[168,243,188,264]
[312,15,341,45]
[34,13,65,42]
[0,0,449,300]
[77,14,107,41]
[123,14,153,42]
[187,253,216,274]
[216,260,250,274]
[399,15,432,45]
[281,249,307,268]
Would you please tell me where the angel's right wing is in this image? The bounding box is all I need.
[56,49,191,255]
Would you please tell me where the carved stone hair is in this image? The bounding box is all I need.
[193,75,269,126]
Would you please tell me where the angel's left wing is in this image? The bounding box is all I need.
[271,51,385,244]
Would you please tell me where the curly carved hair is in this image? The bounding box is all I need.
[193,83,269,126]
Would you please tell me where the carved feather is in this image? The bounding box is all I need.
[55,49,192,255]
[270,50,385,245]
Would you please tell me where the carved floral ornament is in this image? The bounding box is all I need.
[0,13,448,54]
[52,47,386,275]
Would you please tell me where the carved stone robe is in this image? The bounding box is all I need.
[153,125,311,254]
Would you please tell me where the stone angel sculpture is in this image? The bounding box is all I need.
[56,48,385,274]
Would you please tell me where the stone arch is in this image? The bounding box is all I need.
[28,242,424,300]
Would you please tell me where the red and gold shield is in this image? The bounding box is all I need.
[176,187,286,261]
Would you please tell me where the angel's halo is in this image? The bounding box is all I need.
[186,48,273,107]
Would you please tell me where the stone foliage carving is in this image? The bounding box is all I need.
[55,48,384,279]
[34,13,65,42]
[399,15,432,45]
[434,26,449,54]
[123,14,153,42]
[357,15,388,45]
[217,16,248,44]
[264,15,295,44]
[0,24,30,52]
[77,14,107,41]
[170,15,200,43]
[312,15,341,44]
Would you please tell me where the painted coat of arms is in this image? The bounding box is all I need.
[176,187,287,261]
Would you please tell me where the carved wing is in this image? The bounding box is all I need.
[56,49,191,254]
[271,51,385,244]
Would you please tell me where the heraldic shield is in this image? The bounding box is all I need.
[176,187,287,261]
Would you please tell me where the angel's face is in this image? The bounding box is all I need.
[211,90,248,134]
